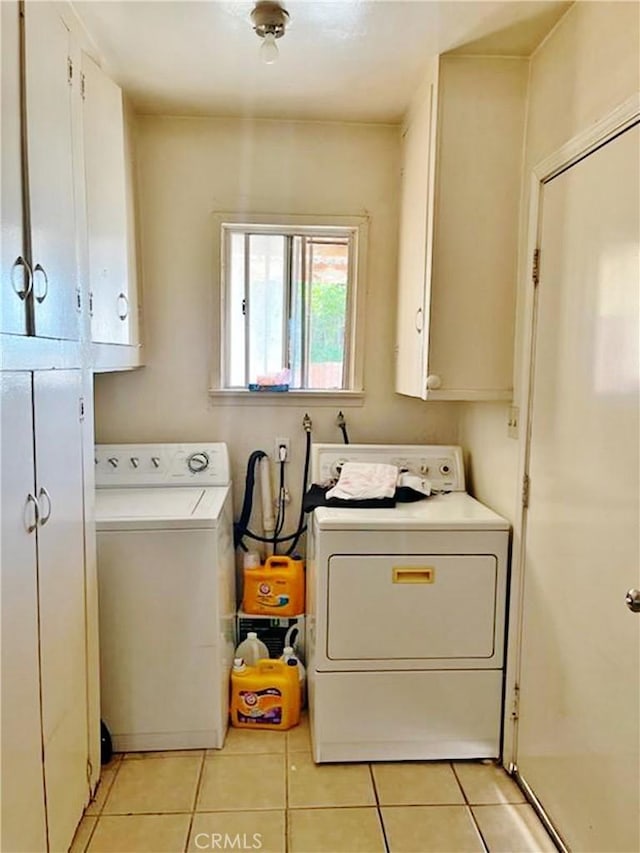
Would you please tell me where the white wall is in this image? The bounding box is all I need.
[94,116,461,548]
[460,0,640,523]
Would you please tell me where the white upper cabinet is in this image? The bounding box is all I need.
[1,1,29,336]
[24,2,80,341]
[396,55,528,400]
[82,53,133,345]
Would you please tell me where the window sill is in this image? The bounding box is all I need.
[208,388,365,407]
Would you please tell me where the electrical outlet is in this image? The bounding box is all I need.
[507,406,519,440]
[274,437,290,461]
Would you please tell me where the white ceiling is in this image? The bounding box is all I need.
[73,0,571,123]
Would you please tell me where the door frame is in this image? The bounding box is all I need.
[502,92,640,776]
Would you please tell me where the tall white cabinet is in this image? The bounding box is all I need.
[1,370,88,852]
[1,2,142,850]
[396,56,528,400]
[23,1,80,341]
[82,52,136,345]
[0,0,28,337]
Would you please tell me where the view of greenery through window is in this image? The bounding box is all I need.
[225,227,353,390]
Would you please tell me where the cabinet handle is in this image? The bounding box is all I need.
[33,264,49,304]
[89,291,94,317]
[415,307,423,333]
[117,292,129,321]
[11,256,33,300]
[38,487,52,526]
[426,374,442,390]
[24,493,39,533]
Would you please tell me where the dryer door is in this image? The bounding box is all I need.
[327,554,497,661]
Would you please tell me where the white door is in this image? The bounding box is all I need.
[395,60,438,399]
[34,370,88,851]
[516,124,640,852]
[0,372,48,853]
[82,52,131,344]
[1,1,29,336]
[24,3,79,341]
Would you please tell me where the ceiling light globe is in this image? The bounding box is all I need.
[261,32,279,64]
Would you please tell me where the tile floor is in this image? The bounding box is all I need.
[71,716,557,853]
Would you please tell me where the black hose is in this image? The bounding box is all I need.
[286,428,311,556]
[272,459,286,555]
[337,410,350,444]
[234,450,268,550]
[235,424,312,556]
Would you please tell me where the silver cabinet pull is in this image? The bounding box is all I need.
[33,264,49,304]
[130,457,139,468]
[108,457,119,468]
[117,292,129,321]
[38,487,52,526]
[24,493,39,533]
[11,256,33,300]
[151,457,160,468]
[415,307,424,333]
[625,589,640,613]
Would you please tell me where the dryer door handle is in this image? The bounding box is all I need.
[393,567,435,584]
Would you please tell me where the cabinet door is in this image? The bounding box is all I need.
[395,59,438,399]
[0,372,47,853]
[33,370,88,852]
[1,1,29,335]
[82,53,131,344]
[24,3,79,341]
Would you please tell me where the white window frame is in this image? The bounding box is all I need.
[211,212,368,400]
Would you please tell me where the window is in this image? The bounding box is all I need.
[219,217,366,392]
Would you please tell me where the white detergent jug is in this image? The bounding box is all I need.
[235,631,269,666]
[280,645,306,708]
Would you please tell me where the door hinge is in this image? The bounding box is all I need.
[67,56,73,85]
[79,396,85,422]
[80,72,86,100]
[241,297,246,316]
[86,757,93,788]
[532,248,540,288]
[89,291,94,317]
[522,473,530,509]
[76,287,82,312]
[510,682,520,722]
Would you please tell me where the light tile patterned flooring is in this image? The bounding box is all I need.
[71,716,557,853]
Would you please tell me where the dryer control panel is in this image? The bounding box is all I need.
[95,443,230,487]
[311,444,465,493]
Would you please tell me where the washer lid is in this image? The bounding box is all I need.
[95,486,229,530]
[312,492,509,531]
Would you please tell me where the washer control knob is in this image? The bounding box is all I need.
[188,451,210,473]
[151,457,160,469]
[426,374,442,390]
[130,457,139,469]
[440,463,451,475]
[108,457,118,469]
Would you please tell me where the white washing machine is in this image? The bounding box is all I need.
[306,444,510,763]
[95,443,236,752]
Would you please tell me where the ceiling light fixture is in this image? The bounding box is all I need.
[251,1,290,65]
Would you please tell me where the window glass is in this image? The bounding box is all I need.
[222,223,357,391]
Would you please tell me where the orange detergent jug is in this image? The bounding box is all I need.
[243,555,304,616]
[230,658,300,730]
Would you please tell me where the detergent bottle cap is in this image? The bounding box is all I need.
[247,632,258,640]
[233,658,246,672]
[283,646,294,656]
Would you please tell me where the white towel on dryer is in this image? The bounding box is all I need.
[325,462,399,501]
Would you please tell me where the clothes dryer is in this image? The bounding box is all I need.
[306,444,509,762]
